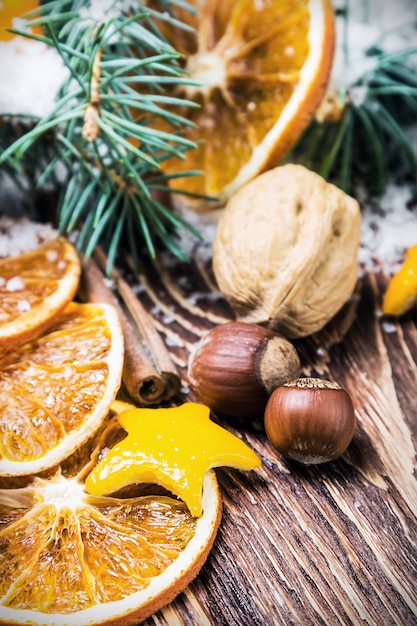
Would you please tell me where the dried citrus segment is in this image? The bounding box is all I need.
[0,237,81,349]
[0,301,124,476]
[0,0,42,41]
[148,0,335,211]
[0,414,221,626]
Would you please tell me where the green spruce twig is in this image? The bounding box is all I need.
[0,0,205,271]
[286,31,417,195]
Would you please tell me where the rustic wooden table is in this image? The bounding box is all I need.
[127,248,417,626]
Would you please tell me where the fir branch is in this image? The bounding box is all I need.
[0,0,205,270]
[286,40,417,195]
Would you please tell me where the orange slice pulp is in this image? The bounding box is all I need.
[0,237,81,349]
[0,301,124,476]
[147,0,335,211]
[0,410,221,626]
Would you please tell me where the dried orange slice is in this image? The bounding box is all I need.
[0,237,81,349]
[0,301,124,477]
[149,0,335,211]
[0,412,221,625]
[0,0,42,41]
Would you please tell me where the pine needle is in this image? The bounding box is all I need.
[0,0,206,271]
[286,34,417,194]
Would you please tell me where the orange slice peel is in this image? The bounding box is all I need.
[0,237,81,349]
[85,402,261,517]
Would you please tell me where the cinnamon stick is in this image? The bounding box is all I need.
[79,256,180,406]
[95,247,180,396]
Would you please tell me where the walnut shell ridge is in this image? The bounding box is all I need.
[212,164,361,338]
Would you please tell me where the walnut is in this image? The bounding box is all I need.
[212,164,361,338]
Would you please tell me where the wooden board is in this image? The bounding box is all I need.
[123,249,417,626]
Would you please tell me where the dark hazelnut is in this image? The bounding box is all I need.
[188,321,300,418]
[264,377,356,464]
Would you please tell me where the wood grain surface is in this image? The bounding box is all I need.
[121,246,417,626]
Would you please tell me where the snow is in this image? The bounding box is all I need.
[0,216,56,258]
[5,276,24,291]
[0,37,68,118]
[79,0,138,23]
[359,184,417,273]
[331,0,417,90]
[0,1,139,117]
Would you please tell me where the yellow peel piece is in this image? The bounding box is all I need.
[85,402,261,517]
[382,244,417,316]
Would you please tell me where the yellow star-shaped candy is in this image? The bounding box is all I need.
[85,402,261,516]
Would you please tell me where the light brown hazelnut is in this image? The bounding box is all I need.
[264,377,356,464]
[188,321,301,418]
[212,164,361,338]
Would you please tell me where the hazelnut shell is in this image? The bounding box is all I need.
[264,377,356,464]
[188,321,300,418]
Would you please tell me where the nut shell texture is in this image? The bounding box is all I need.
[264,378,356,464]
[188,322,300,418]
[213,164,361,338]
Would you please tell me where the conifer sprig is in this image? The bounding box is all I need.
[287,39,417,194]
[0,0,204,271]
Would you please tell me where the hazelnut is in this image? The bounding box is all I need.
[188,321,301,418]
[264,377,355,464]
